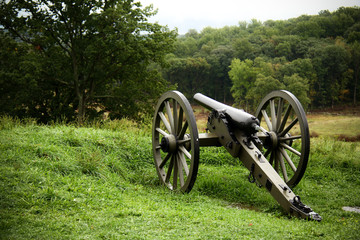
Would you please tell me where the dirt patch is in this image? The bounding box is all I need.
[226,203,260,212]
[342,206,360,213]
[337,134,360,142]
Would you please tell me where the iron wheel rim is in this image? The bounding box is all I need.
[152,91,199,193]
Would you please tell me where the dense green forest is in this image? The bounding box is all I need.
[1,1,359,122]
[164,6,360,111]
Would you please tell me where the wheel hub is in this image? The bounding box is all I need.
[160,135,177,153]
[264,131,278,150]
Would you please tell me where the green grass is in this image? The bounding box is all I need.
[0,117,359,239]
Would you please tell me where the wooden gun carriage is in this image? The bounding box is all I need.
[152,90,321,221]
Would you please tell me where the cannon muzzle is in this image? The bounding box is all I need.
[194,93,259,135]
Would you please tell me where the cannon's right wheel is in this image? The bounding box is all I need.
[152,91,199,193]
[255,90,310,187]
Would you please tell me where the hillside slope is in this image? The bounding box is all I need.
[0,119,359,239]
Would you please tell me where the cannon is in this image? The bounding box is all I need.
[152,90,321,221]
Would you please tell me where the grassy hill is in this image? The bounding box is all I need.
[0,116,359,239]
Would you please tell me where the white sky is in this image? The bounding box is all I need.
[139,0,360,34]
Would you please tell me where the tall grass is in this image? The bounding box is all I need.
[0,116,359,239]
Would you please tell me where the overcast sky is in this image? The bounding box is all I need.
[139,0,360,34]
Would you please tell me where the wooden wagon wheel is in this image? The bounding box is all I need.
[152,91,199,193]
[255,90,310,188]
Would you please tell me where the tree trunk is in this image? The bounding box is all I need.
[354,68,358,106]
[77,93,86,125]
[70,49,86,124]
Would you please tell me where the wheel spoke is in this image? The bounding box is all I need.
[165,155,175,184]
[173,155,178,189]
[156,127,169,137]
[257,133,268,142]
[178,152,189,176]
[159,152,172,168]
[264,148,271,158]
[177,107,184,134]
[279,147,297,172]
[278,150,288,182]
[158,112,172,134]
[179,146,192,159]
[270,100,277,130]
[173,99,178,135]
[276,98,284,132]
[177,156,185,187]
[280,142,301,157]
[274,150,279,173]
[278,104,291,133]
[279,117,298,137]
[269,150,274,165]
[279,135,302,141]
[178,138,191,144]
[261,109,272,131]
[258,126,268,134]
[165,101,175,134]
[178,121,188,139]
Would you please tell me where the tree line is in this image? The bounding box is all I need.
[1,1,359,123]
[164,6,360,111]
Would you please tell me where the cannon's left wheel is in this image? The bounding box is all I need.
[255,90,310,188]
[152,91,199,193]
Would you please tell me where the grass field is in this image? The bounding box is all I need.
[307,114,360,139]
[0,115,359,239]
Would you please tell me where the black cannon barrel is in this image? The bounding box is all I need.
[194,93,259,135]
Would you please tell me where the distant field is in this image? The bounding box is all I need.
[307,114,360,138]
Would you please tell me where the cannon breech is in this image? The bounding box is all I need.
[194,93,259,135]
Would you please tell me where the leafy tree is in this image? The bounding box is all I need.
[291,19,324,38]
[247,74,285,108]
[247,19,262,33]
[279,58,316,81]
[229,58,257,109]
[350,41,360,105]
[283,74,310,108]
[0,0,176,123]
[198,27,227,48]
[197,41,216,57]
[165,57,210,99]
[253,57,275,76]
[0,31,71,121]
[261,41,276,58]
[206,45,234,102]
[173,36,198,57]
[185,29,200,39]
[311,43,350,107]
[278,58,316,101]
[275,42,292,58]
[233,38,255,60]
[346,22,360,43]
